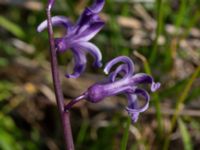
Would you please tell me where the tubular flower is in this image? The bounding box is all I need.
[65,56,160,123]
[37,0,105,78]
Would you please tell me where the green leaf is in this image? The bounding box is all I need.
[178,119,193,150]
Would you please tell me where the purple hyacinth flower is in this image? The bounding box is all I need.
[65,56,160,123]
[37,0,105,78]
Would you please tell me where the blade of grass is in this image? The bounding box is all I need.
[163,65,200,150]
[187,87,200,101]
[150,0,164,64]
[178,119,193,150]
[164,0,190,76]
[183,10,200,38]
[0,16,25,38]
[106,0,126,58]
[164,0,188,70]
[76,120,88,145]
[120,117,131,150]
[175,0,187,30]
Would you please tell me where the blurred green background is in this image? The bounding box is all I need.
[0,0,200,149]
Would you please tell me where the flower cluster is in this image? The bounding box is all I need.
[37,0,105,78]
[38,0,160,123]
[65,56,160,123]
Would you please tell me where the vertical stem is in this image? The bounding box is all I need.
[46,2,74,150]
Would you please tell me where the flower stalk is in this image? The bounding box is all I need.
[46,0,74,149]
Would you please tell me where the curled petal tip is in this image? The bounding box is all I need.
[37,16,72,33]
[93,61,102,68]
[104,56,134,77]
[131,113,139,123]
[37,23,46,32]
[98,62,103,67]
[65,74,71,78]
[89,0,105,14]
[36,27,41,33]
[103,69,109,75]
[65,73,80,79]
[126,109,139,123]
[151,82,161,92]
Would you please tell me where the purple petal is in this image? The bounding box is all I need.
[54,38,69,52]
[75,9,92,30]
[65,48,86,78]
[131,73,160,92]
[104,56,134,77]
[127,88,150,112]
[126,94,138,109]
[75,21,104,41]
[126,88,150,123]
[151,82,161,92]
[109,64,129,82]
[128,111,139,123]
[75,42,102,67]
[89,0,105,14]
[37,16,72,32]
[125,94,139,123]
[75,0,104,33]
[109,86,135,97]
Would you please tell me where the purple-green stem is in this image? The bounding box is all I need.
[64,93,87,111]
[46,1,74,149]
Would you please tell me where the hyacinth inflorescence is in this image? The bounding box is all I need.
[37,0,105,78]
[65,56,160,123]
[37,0,160,123]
